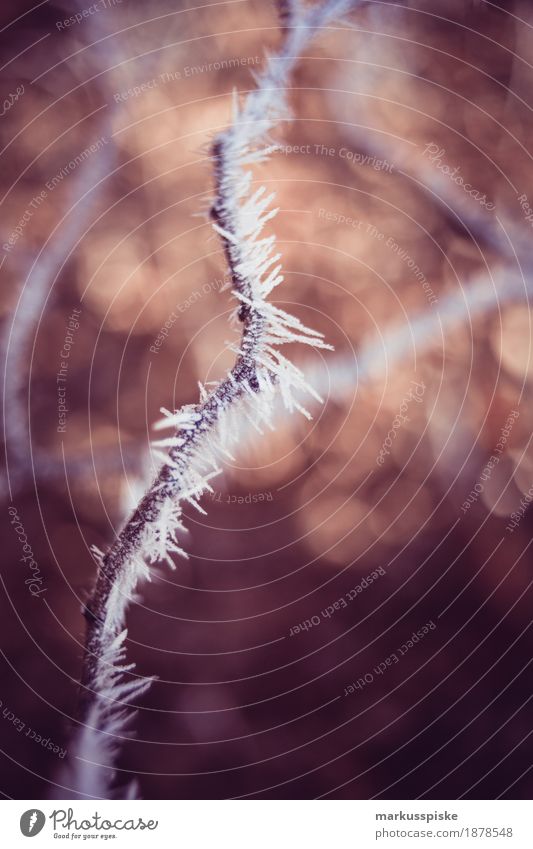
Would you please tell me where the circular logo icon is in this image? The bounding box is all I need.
[20,810,46,837]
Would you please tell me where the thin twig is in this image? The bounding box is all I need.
[68,0,357,799]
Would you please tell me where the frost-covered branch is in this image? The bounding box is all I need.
[68,0,356,799]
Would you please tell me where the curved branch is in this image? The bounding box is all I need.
[68,0,356,799]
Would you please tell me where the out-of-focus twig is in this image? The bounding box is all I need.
[1,0,163,500]
[331,64,531,266]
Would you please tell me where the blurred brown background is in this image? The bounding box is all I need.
[2,0,533,799]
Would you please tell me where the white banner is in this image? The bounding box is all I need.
[3,800,533,847]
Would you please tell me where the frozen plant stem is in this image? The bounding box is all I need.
[71,0,355,799]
